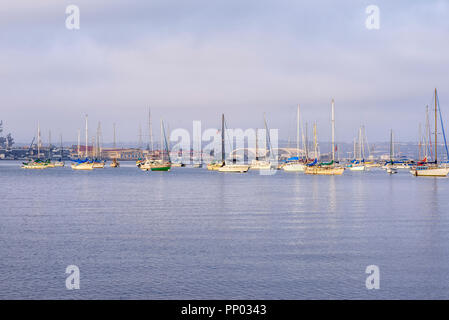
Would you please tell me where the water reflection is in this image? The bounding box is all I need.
[1,162,449,299]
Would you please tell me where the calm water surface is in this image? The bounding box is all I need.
[1,161,449,299]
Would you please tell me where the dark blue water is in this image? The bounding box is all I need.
[1,161,449,299]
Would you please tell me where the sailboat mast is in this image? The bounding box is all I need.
[264,113,271,160]
[91,137,95,158]
[392,131,395,159]
[297,104,300,158]
[221,114,225,164]
[425,105,430,159]
[160,119,163,162]
[418,123,422,160]
[313,122,317,159]
[301,113,306,160]
[305,122,309,160]
[362,126,369,159]
[255,128,258,160]
[359,127,363,159]
[435,88,438,163]
[77,129,80,158]
[390,129,393,162]
[85,114,88,158]
[331,99,335,161]
[148,107,153,152]
[97,122,102,158]
[37,121,40,159]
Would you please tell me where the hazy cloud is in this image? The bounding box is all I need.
[1,0,448,143]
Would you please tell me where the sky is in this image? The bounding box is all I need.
[0,0,448,144]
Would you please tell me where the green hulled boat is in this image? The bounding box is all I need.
[150,119,171,172]
[150,160,171,171]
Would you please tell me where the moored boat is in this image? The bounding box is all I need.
[150,160,171,171]
[410,165,449,177]
[349,164,366,171]
[207,162,223,171]
[21,160,49,169]
[250,159,272,170]
[304,100,344,176]
[282,162,306,172]
[71,161,94,170]
[110,158,120,168]
[218,164,250,173]
[305,166,344,175]
[92,160,105,168]
[410,89,449,177]
[140,120,172,172]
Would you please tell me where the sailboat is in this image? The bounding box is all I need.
[305,99,344,175]
[385,130,398,174]
[22,122,51,169]
[207,114,226,171]
[92,123,106,168]
[92,160,105,168]
[283,104,306,172]
[71,159,94,170]
[72,115,94,170]
[212,114,249,173]
[348,126,368,171]
[251,114,274,170]
[410,89,449,177]
[140,120,171,171]
[110,158,120,168]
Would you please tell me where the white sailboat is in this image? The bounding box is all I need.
[72,114,94,171]
[385,130,398,174]
[283,104,306,172]
[71,161,94,170]
[216,114,249,173]
[22,122,51,169]
[251,114,275,170]
[304,99,344,175]
[411,89,449,177]
[348,126,368,171]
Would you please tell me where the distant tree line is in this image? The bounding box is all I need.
[0,120,14,148]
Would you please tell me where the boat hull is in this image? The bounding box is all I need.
[349,165,366,171]
[21,164,48,169]
[250,160,272,170]
[150,166,171,171]
[305,166,345,175]
[282,162,306,172]
[218,164,250,173]
[207,163,224,171]
[410,167,449,177]
[71,163,94,170]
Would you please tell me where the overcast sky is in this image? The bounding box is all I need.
[1,0,448,144]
